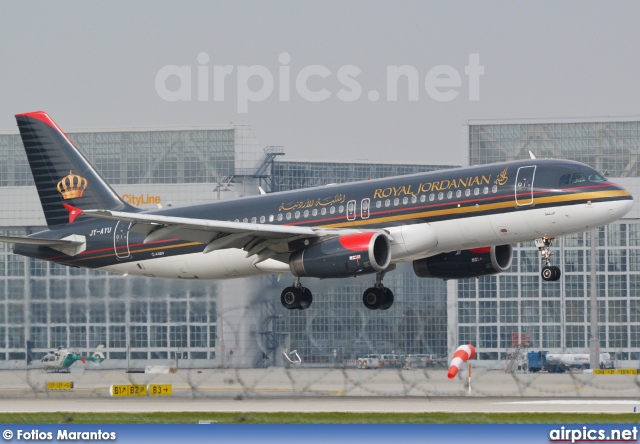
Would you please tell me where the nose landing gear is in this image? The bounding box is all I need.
[535,237,561,282]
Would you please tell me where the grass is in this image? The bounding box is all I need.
[0,412,637,424]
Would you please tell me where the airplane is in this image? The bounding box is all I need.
[40,345,105,373]
[0,111,634,311]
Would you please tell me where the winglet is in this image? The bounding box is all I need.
[529,151,536,159]
[63,203,83,223]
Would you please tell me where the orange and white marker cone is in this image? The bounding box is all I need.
[448,344,476,379]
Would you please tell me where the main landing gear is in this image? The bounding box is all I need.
[281,278,313,310]
[535,237,561,282]
[280,268,397,311]
[362,271,394,310]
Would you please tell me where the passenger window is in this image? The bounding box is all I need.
[438,192,443,200]
[474,188,479,196]
[260,216,265,223]
[330,207,335,214]
[393,198,399,206]
[234,219,239,222]
[420,195,426,202]
[321,208,326,215]
[447,191,452,199]
[559,174,571,186]
[483,187,489,194]
[251,217,257,223]
[411,196,417,204]
[243,218,248,223]
[338,205,344,213]
[429,194,435,202]
[376,201,382,208]
[312,209,317,216]
[465,189,470,197]
[295,211,300,219]
[571,173,586,184]
[456,190,461,198]
[277,214,283,221]
[385,199,390,207]
[402,197,408,205]
[492,185,497,193]
[286,212,292,220]
[303,210,309,218]
[268,215,274,222]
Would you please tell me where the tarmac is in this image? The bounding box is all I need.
[0,367,638,413]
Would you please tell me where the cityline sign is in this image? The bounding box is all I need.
[122,194,161,206]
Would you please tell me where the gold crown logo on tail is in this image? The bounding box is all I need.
[57,170,88,199]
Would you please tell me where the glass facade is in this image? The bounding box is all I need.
[272,161,458,192]
[469,120,640,177]
[0,117,638,368]
[265,160,458,364]
[0,129,238,187]
[467,118,640,364]
[0,125,261,365]
[457,225,640,361]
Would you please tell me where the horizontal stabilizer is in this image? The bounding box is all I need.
[0,234,86,256]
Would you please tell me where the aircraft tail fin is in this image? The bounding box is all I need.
[15,112,137,227]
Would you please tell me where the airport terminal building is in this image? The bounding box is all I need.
[0,117,638,369]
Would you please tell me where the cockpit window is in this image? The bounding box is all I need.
[588,173,607,182]
[559,174,571,186]
[571,173,586,184]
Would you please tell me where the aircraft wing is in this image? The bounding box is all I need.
[79,209,351,261]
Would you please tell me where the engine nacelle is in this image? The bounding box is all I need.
[412,244,513,280]
[290,232,391,279]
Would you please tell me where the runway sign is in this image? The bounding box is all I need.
[110,384,147,396]
[148,384,172,396]
[47,381,74,390]
[593,369,639,375]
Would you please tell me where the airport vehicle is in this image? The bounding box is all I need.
[0,112,633,311]
[546,352,615,370]
[40,345,105,373]
[404,354,441,369]
[357,354,401,369]
[528,350,614,373]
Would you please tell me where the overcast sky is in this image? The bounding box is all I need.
[1,1,639,166]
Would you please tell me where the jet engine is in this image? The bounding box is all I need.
[290,232,391,279]
[412,245,513,280]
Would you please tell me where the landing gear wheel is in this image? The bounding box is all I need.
[363,287,384,310]
[379,288,394,310]
[300,287,313,309]
[541,265,561,282]
[281,287,302,310]
[541,266,554,282]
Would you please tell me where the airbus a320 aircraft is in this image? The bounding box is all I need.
[0,112,634,311]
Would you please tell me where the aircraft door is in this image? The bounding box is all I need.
[361,198,370,219]
[347,200,356,221]
[515,166,536,206]
[114,221,132,258]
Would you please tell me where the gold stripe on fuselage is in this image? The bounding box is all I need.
[316,189,631,229]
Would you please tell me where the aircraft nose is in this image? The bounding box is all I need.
[610,185,634,219]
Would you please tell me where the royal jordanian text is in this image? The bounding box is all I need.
[12,429,116,440]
